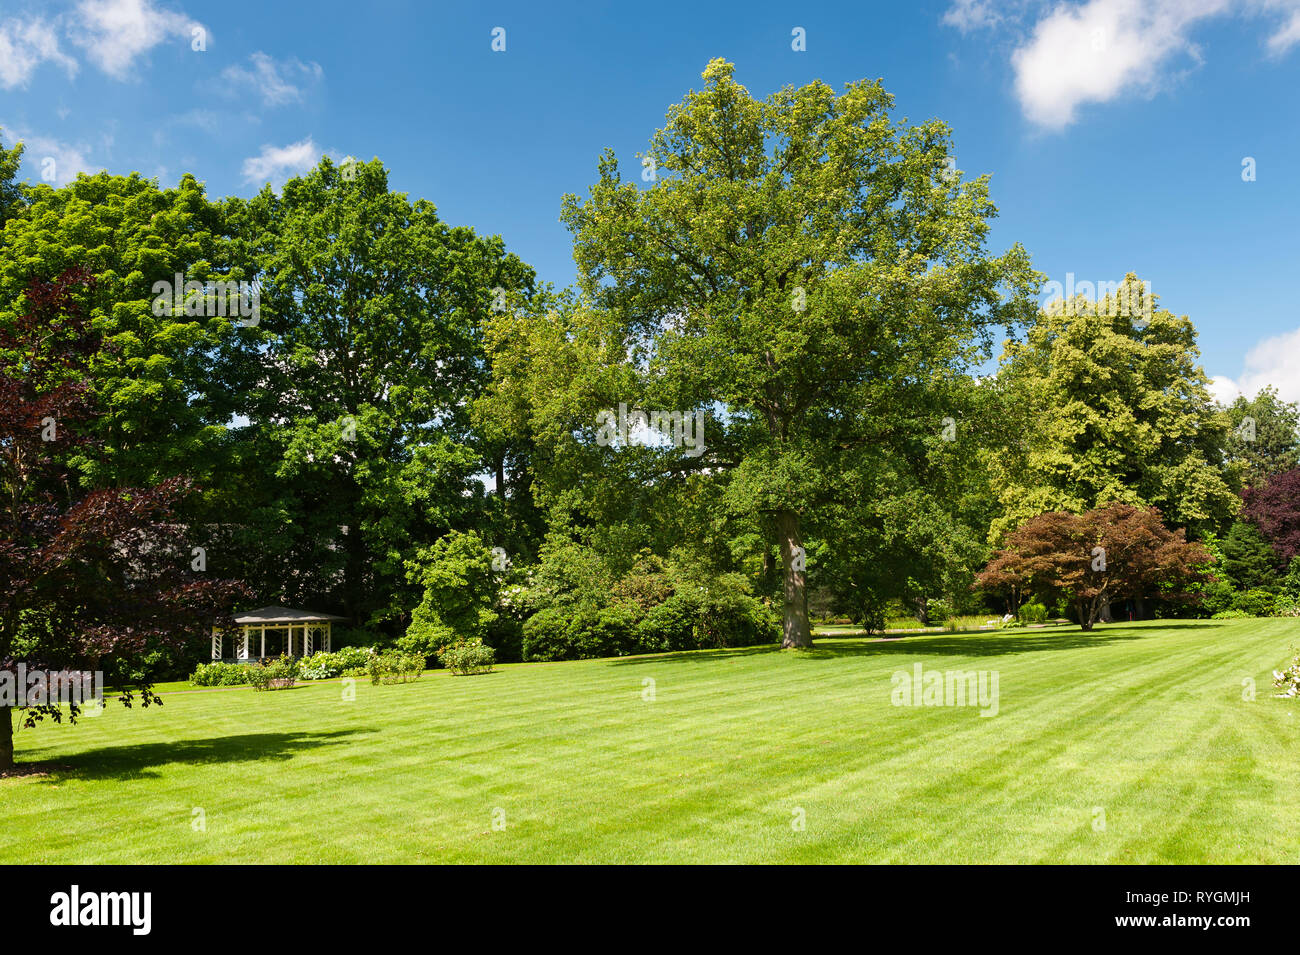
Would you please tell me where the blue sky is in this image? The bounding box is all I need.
[3,0,1300,401]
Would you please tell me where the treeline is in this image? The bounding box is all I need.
[4,60,1299,690]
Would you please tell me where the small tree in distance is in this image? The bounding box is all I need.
[975,503,1212,631]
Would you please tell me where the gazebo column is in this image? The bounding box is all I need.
[211,627,221,661]
[239,628,250,660]
[304,625,313,655]
[325,622,332,653]
[288,626,294,657]
[260,626,266,659]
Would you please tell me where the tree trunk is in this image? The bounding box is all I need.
[0,706,13,772]
[1134,596,1146,620]
[1098,596,1113,623]
[777,509,812,648]
[1076,600,1093,631]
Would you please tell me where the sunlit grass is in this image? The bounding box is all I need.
[4,618,1298,863]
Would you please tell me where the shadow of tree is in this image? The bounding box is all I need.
[604,620,1221,665]
[17,728,375,781]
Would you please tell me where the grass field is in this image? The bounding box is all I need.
[4,618,1299,863]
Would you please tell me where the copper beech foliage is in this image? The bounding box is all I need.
[0,268,246,767]
[975,503,1213,631]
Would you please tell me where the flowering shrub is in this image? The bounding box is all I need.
[1274,649,1300,698]
[246,655,300,691]
[367,650,425,685]
[298,646,375,680]
[438,638,496,676]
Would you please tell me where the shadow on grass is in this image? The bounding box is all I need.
[605,619,1220,665]
[16,728,375,781]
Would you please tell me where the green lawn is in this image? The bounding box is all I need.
[5,618,1299,863]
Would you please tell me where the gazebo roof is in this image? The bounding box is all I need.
[233,605,348,624]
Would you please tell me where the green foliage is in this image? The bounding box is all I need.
[0,129,25,228]
[986,275,1238,543]
[190,662,251,687]
[0,172,245,492]
[1222,386,1300,490]
[1230,588,1277,617]
[246,655,300,691]
[401,530,500,659]
[552,58,1038,648]
[367,650,425,685]
[1219,521,1281,592]
[298,647,374,680]
[438,638,496,676]
[1018,601,1049,624]
[518,543,777,661]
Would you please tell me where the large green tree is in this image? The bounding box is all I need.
[0,170,246,492]
[986,275,1238,544]
[559,60,1037,647]
[1221,386,1300,491]
[228,157,539,626]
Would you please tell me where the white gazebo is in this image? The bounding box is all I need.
[213,606,348,662]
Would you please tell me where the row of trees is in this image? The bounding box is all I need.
[4,61,1299,768]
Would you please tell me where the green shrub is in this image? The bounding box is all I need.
[522,603,637,661]
[438,638,496,676]
[926,598,954,624]
[1230,588,1277,617]
[1273,594,1300,618]
[367,650,425,685]
[1211,608,1251,619]
[1018,601,1049,624]
[298,647,374,680]
[189,662,251,686]
[245,655,300,691]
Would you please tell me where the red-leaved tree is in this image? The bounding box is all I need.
[0,268,247,770]
[1242,467,1300,565]
[975,503,1212,631]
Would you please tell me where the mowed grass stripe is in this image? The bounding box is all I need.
[3,618,1298,863]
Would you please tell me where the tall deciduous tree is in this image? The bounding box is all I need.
[1221,386,1300,491]
[986,276,1238,543]
[230,157,539,626]
[975,503,1210,631]
[559,59,1037,647]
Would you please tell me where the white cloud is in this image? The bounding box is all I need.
[69,0,203,80]
[944,0,1300,128]
[1211,325,1300,405]
[1264,1,1300,53]
[0,16,78,88]
[1011,0,1231,130]
[6,126,102,186]
[942,0,1007,32]
[221,52,322,107]
[241,137,320,187]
